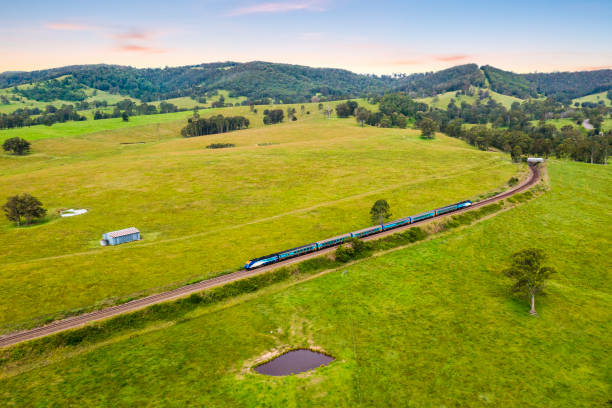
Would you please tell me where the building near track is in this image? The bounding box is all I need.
[527,157,544,164]
[100,227,140,246]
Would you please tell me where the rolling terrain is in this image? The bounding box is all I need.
[1,160,609,407]
[0,106,519,333]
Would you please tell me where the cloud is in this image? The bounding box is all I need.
[434,54,470,62]
[229,1,325,16]
[574,65,612,71]
[45,22,90,31]
[115,44,167,54]
[113,30,155,41]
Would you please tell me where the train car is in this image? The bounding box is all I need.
[244,242,318,270]
[434,200,472,216]
[316,233,351,250]
[350,225,382,239]
[382,216,412,231]
[411,211,435,223]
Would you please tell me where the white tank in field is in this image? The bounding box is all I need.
[527,157,544,163]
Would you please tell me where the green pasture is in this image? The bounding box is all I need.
[0,112,518,331]
[572,91,612,107]
[417,87,523,109]
[0,99,369,143]
[1,160,609,407]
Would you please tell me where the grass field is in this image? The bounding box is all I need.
[0,106,519,332]
[0,99,369,143]
[572,91,612,107]
[1,160,609,407]
[417,87,523,109]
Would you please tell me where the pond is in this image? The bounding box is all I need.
[254,349,334,376]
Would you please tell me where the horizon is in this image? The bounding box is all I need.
[3,0,612,75]
[2,59,611,77]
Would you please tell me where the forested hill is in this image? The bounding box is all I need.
[1,61,610,103]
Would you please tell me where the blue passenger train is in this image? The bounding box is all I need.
[244,200,472,270]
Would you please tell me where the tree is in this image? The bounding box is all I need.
[511,145,523,162]
[418,117,438,139]
[2,194,47,226]
[355,107,370,127]
[2,137,31,155]
[121,111,129,122]
[503,249,556,315]
[370,199,392,225]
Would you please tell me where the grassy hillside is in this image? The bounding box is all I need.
[572,91,612,107]
[0,108,518,332]
[417,87,523,109]
[1,160,609,407]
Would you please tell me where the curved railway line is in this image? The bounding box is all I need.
[0,164,540,348]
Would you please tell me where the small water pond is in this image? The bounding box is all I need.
[254,349,334,376]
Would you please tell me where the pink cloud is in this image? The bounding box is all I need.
[574,65,612,71]
[45,22,90,31]
[229,1,325,16]
[434,54,470,62]
[116,45,167,54]
[113,30,155,41]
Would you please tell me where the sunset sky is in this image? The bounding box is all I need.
[2,0,611,74]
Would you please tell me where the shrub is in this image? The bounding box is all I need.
[206,143,235,149]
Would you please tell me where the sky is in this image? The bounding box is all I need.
[1,0,611,75]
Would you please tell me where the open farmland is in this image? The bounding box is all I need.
[0,108,520,332]
[1,160,609,407]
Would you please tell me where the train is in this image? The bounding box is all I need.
[244,200,472,270]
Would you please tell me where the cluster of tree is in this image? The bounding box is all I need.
[15,77,88,102]
[335,100,359,118]
[263,109,284,124]
[2,137,31,155]
[75,100,108,110]
[181,114,249,137]
[348,93,428,128]
[2,194,47,226]
[0,105,86,129]
[458,123,611,164]
[93,100,180,120]
[412,96,612,163]
[206,143,235,149]
[393,64,487,97]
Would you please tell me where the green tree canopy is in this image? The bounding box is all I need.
[2,137,31,155]
[503,248,556,315]
[418,117,438,139]
[2,194,47,226]
[370,199,392,225]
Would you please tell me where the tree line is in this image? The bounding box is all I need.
[181,113,249,137]
[0,105,86,129]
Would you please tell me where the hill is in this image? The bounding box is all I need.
[1,62,611,105]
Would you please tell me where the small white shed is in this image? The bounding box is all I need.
[527,157,544,164]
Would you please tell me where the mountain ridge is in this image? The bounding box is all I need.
[1,61,610,103]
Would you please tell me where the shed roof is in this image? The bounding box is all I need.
[106,227,140,238]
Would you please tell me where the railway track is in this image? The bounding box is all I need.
[0,165,540,348]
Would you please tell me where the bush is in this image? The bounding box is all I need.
[335,238,372,263]
[206,143,235,149]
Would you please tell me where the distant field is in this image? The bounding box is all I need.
[0,110,518,332]
[417,87,523,109]
[0,100,366,142]
[1,160,609,407]
[572,91,611,107]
